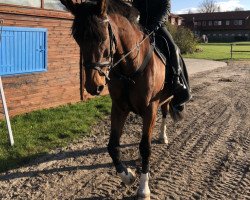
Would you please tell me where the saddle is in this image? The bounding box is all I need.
[151,32,190,87]
[154,34,167,66]
[149,32,191,107]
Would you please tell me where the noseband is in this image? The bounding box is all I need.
[84,19,117,81]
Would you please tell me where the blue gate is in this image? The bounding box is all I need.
[0,26,47,76]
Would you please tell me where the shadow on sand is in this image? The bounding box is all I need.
[0,142,139,181]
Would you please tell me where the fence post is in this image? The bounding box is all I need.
[0,77,14,146]
[0,19,14,146]
[230,44,233,59]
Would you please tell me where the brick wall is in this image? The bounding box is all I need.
[0,5,83,117]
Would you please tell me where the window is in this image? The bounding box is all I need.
[202,21,206,26]
[209,21,213,26]
[0,0,41,7]
[214,21,222,26]
[213,34,217,36]
[197,22,201,26]
[245,34,249,36]
[45,0,65,10]
[0,26,47,76]
[177,19,182,26]
[171,18,175,25]
[226,20,230,25]
[0,0,65,10]
[225,33,229,36]
[194,31,201,36]
[234,20,243,26]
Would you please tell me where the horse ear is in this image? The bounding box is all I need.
[60,0,77,15]
[97,0,108,16]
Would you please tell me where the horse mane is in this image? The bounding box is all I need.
[107,0,139,23]
[72,0,139,43]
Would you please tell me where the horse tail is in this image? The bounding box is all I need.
[169,102,184,122]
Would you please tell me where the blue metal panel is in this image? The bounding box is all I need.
[0,26,47,76]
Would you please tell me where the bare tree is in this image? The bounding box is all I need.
[198,0,221,13]
[234,7,244,11]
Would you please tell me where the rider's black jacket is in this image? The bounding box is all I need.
[132,0,170,30]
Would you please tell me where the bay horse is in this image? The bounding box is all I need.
[60,0,184,199]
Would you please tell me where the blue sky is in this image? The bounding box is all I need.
[173,0,250,14]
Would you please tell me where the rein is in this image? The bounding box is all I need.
[84,18,154,82]
[111,30,154,69]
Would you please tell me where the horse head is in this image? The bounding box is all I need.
[60,0,116,95]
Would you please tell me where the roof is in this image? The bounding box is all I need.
[170,13,183,19]
[179,11,250,21]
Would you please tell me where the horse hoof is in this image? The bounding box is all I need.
[137,192,150,200]
[137,196,150,200]
[159,137,168,144]
[117,168,136,186]
[137,173,150,200]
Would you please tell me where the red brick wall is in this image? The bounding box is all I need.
[0,5,82,117]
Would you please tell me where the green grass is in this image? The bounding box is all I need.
[184,42,250,61]
[0,95,112,173]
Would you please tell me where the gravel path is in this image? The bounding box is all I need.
[184,58,227,75]
[0,61,249,200]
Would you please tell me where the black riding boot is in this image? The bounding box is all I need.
[156,26,191,108]
[172,75,190,106]
[171,59,191,108]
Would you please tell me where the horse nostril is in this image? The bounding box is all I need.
[97,85,104,94]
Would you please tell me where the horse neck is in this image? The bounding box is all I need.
[110,15,150,75]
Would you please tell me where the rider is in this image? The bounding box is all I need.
[132,0,191,109]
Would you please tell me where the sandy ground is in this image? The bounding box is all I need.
[0,61,249,200]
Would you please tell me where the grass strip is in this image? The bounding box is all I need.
[184,42,250,61]
[0,95,112,173]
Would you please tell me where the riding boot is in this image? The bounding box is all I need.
[172,74,190,106]
[155,26,191,109]
[171,51,191,108]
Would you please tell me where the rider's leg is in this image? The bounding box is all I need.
[157,26,191,107]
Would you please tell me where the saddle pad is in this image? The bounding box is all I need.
[154,46,166,66]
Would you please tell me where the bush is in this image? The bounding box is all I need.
[165,22,197,54]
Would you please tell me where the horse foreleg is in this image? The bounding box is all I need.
[138,103,158,200]
[107,103,136,186]
[159,103,169,144]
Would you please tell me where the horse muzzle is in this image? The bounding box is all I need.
[96,85,105,95]
[85,84,105,96]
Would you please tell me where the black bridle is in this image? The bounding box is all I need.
[84,21,117,81]
[83,18,154,83]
